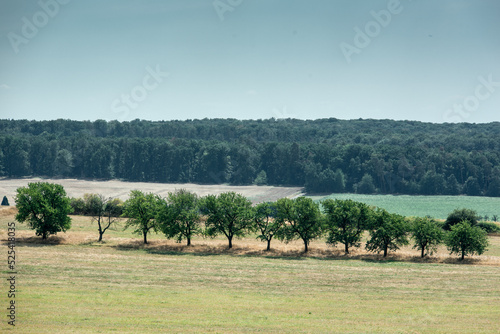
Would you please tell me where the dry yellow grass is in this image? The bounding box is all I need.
[2,209,499,267]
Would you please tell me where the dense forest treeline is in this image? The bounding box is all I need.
[1,118,500,196]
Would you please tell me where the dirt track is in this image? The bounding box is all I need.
[0,178,304,204]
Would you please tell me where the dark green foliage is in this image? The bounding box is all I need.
[157,189,201,246]
[15,182,72,239]
[122,190,161,244]
[1,195,9,206]
[355,174,376,194]
[445,221,488,260]
[476,222,500,234]
[322,199,371,254]
[2,118,500,196]
[275,197,323,252]
[253,202,281,251]
[410,217,444,257]
[70,197,86,215]
[443,208,480,231]
[201,192,254,249]
[253,170,267,186]
[365,209,409,257]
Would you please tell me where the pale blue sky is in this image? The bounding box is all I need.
[1,0,499,123]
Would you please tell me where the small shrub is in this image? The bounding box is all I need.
[477,222,500,234]
[1,196,9,206]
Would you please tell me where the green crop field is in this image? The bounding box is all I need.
[1,209,500,333]
[309,193,500,220]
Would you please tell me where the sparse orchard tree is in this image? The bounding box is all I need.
[275,197,323,253]
[1,195,9,206]
[201,192,254,249]
[253,201,281,251]
[365,209,409,257]
[411,217,444,257]
[322,199,371,254]
[15,182,72,239]
[445,221,489,260]
[122,190,161,244]
[157,189,201,246]
[84,194,119,242]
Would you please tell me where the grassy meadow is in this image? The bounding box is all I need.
[309,193,500,220]
[1,207,500,333]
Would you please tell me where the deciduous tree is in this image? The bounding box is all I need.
[202,192,254,249]
[444,208,480,231]
[322,199,371,254]
[411,217,444,257]
[15,182,72,239]
[275,197,323,253]
[122,190,161,244]
[445,221,488,260]
[157,189,201,246]
[85,194,119,242]
[253,202,281,251]
[365,209,409,257]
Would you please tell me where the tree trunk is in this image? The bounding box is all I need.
[187,237,191,246]
[228,236,233,249]
[143,231,148,244]
[421,247,425,258]
[98,232,103,242]
[266,239,271,251]
[42,232,47,240]
[461,250,465,260]
[303,239,308,253]
[345,243,349,254]
[383,246,388,257]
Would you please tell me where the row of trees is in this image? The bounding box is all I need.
[15,182,491,260]
[2,119,500,196]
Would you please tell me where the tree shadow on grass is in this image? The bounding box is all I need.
[109,240,489,265]
[1,235,64,246]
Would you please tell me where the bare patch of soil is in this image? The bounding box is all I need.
[0,178,304,204]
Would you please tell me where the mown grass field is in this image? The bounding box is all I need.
[1,208,500,333]
[309,193,500,220]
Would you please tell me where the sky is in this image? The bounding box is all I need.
[0,0,499,123]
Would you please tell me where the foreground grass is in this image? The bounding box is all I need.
[1,210,500,333]
[309,193,500,220]
[3,242,500,333]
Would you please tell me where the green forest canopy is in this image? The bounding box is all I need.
[1,118,500,196]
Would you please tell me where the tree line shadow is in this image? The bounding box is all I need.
[1,235,488,265]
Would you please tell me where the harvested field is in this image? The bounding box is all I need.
[0,178,303,204]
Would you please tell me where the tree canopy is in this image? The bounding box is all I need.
[411,217,444,258]
[445,221,489,260]
[157,189,201,246]
[322,199,371,254]
[202,192,254,249]
[365,209,409,257]
[275,197,323,253]
[122,190,161,244]
[15,182,72,239]
[253,202,281,251]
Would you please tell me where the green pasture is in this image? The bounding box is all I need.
[309,194,500,220]
[3,242,499,333]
